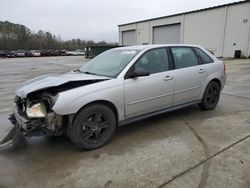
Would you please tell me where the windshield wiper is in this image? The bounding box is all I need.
[81,71,98,75]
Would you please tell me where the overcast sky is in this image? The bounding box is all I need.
[0,0,243,42]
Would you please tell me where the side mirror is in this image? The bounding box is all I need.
[129,68,150,78]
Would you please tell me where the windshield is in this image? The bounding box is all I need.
[80,49,140,78]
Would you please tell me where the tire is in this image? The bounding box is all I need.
[199,81,221,110]
[69,104,116,150]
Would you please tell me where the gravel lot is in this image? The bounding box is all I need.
[0,56,250,188]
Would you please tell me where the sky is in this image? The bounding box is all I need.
[0,0,244,42]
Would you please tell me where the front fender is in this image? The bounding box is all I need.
[52,79,125,121]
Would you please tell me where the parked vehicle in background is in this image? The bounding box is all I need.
[1,49,68,58]
[40,50,52,56]
[59,50,66,56]
[31,50,41,57]
[66,50,78,56]
[0,50,8,58]
[15,50,25,57]
[65,49,85,56]
[10,44,226,150]
[48,49,59,56]
[40,49,68,56]
[75,49,85,56]
[25,50,33,57]
[8,51,16,58]
[0,50,15,58]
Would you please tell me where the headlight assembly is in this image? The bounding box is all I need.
[26,102,46,118]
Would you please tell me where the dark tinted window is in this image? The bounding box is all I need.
[171,47,199,69]
[134,48,169,74]
[195,48,214,64]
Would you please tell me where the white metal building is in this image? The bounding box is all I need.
[118,1,250,58]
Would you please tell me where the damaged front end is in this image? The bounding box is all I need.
[10,91,65,137]
[5,71,110,145]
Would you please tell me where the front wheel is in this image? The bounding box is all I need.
[70,104,116,150]
[199,81,221,110]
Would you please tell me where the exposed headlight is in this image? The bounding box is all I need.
[26,103,46,118]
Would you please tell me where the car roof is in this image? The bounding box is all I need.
[113,44,202,51]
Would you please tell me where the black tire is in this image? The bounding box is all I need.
[70,104,116,150]
[199,81,221,110]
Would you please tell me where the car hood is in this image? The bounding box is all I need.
[16,71,110,98]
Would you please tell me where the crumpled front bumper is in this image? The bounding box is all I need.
[9,104,47,136]
[13,106,29,130]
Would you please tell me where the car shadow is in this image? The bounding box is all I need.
[0,105,216,172]
[1,105,201,154]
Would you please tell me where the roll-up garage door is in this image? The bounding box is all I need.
[153,24,181,44]
[122,30,136,46]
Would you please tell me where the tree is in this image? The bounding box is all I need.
[0,20,118,50]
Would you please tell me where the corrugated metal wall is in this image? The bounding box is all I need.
[136,22,150,45]
[119,1,250,57]
[223,3,250,57]
[183,7,225,57]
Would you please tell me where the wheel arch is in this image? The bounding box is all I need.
[200,77,223,99]
[74,100,119,124]
[209,78,221,88]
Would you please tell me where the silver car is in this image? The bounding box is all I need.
[10,45,226,150]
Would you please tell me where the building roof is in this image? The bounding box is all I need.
[118,0,247,26]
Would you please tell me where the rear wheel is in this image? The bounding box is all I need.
[199,81,221,110]
[70,104,116,150]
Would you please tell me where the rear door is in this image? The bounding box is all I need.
[169,47,208,106]
[124,48,174,118]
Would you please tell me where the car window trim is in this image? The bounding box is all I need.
[166,47,175,70]
[193,47,214,64]
[169,46,201,70]
[124,47,170,79]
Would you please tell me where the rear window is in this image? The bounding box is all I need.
[195,48,214,64]
[171,47,199,69]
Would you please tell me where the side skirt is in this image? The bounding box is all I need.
[118,100,201,126]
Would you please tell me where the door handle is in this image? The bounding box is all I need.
[199,69,206,73]
[163,76,173,81]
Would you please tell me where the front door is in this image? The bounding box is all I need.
[124,48,174,118]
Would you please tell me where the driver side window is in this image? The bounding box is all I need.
[134,48,169,74]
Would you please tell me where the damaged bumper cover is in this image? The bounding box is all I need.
[11,106,46,135]
[9,96,64,137]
